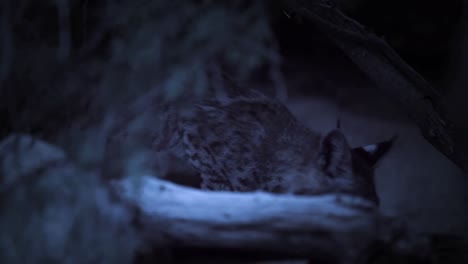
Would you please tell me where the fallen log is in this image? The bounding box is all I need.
[113,175,431,263]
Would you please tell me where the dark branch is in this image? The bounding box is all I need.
[280,0,468,173]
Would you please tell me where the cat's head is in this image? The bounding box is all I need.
[286,130,396,204]
[310,130,395,204]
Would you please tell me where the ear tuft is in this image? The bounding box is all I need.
[319,130,352,177]
[353,134,397,167]
[336,117,341,130]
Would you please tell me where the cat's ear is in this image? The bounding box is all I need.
[352,135,397,167]
[318,130,352,177]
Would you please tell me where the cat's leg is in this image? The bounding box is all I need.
[199,174,234,191]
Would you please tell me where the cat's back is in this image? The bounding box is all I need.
[178,93,321,191]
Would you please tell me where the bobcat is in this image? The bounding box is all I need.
[165,90,394,204]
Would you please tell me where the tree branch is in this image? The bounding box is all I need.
[280,0,467,173]
[1,135,463,263]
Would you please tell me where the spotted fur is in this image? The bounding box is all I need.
[166,92,394,203]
